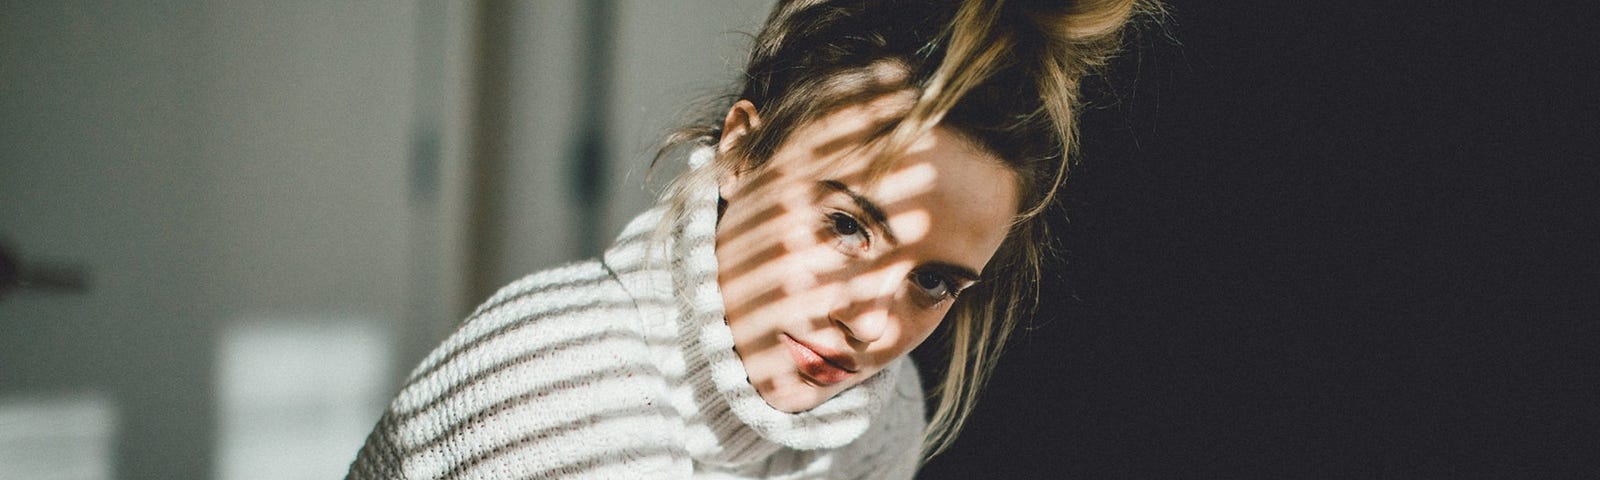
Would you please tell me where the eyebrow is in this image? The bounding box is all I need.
[819,180,899,246]
[922,261,982,286]
[817,180,985,282]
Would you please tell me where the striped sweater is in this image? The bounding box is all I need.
[347,149,926,479]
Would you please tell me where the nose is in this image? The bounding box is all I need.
[831,269,900,345]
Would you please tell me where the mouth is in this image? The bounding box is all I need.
[780,333,859,386]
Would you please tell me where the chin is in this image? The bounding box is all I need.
[756,380,831,413]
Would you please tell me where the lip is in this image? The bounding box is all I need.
[780,333,859,386]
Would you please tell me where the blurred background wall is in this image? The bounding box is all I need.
[0,1,770,478]
[4,1,1593,479]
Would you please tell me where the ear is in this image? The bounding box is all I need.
[717,99,762,199]
[718,99,761,156]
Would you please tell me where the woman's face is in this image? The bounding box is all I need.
[715,98,1020,412]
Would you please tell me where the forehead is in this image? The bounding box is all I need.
[853,131,1017,263]
[765,102,1020,271]
[764,94,1004,184]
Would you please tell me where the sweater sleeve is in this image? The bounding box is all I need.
[829,356,927,480]
[346,262,687,479]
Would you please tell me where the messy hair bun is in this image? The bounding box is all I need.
[897,0,1148,217]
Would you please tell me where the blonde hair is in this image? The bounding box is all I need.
[656,0,1158,462]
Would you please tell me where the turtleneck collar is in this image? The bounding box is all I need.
[603,146,899,467]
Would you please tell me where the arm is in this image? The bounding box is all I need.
[347,262,685,479]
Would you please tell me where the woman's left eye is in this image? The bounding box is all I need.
[911,271,955,302]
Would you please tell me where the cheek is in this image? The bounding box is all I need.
[774,251,821,303]
[773,225,843,304]
[905,310,945,347]
[871,302,950,361]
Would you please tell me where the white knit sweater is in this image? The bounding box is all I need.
[347,149,926,479]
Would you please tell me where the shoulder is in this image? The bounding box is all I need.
[410,260,651,389]
[467,260,635,324]
[372,260,687,478]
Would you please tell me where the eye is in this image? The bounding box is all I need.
[911,270,956,303]
[827,212,870,251]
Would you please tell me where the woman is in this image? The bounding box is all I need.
[348,0,1151,477]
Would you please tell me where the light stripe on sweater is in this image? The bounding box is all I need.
[347,148,924,479]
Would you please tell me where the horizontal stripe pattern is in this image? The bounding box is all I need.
[347,148,924,479]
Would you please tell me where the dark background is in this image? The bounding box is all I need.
[914,3,1597,478]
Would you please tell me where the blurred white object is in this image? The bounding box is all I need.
[216,316,393,480]
[0,392,116,480]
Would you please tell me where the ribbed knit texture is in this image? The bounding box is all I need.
[347,148,925,479]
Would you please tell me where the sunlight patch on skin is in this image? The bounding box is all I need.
[714,95,1021,412]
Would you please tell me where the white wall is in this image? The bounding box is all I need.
[0,0,769,477]
[1,1,472,478]
[602,0,776,240]
[474,0,774,298]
